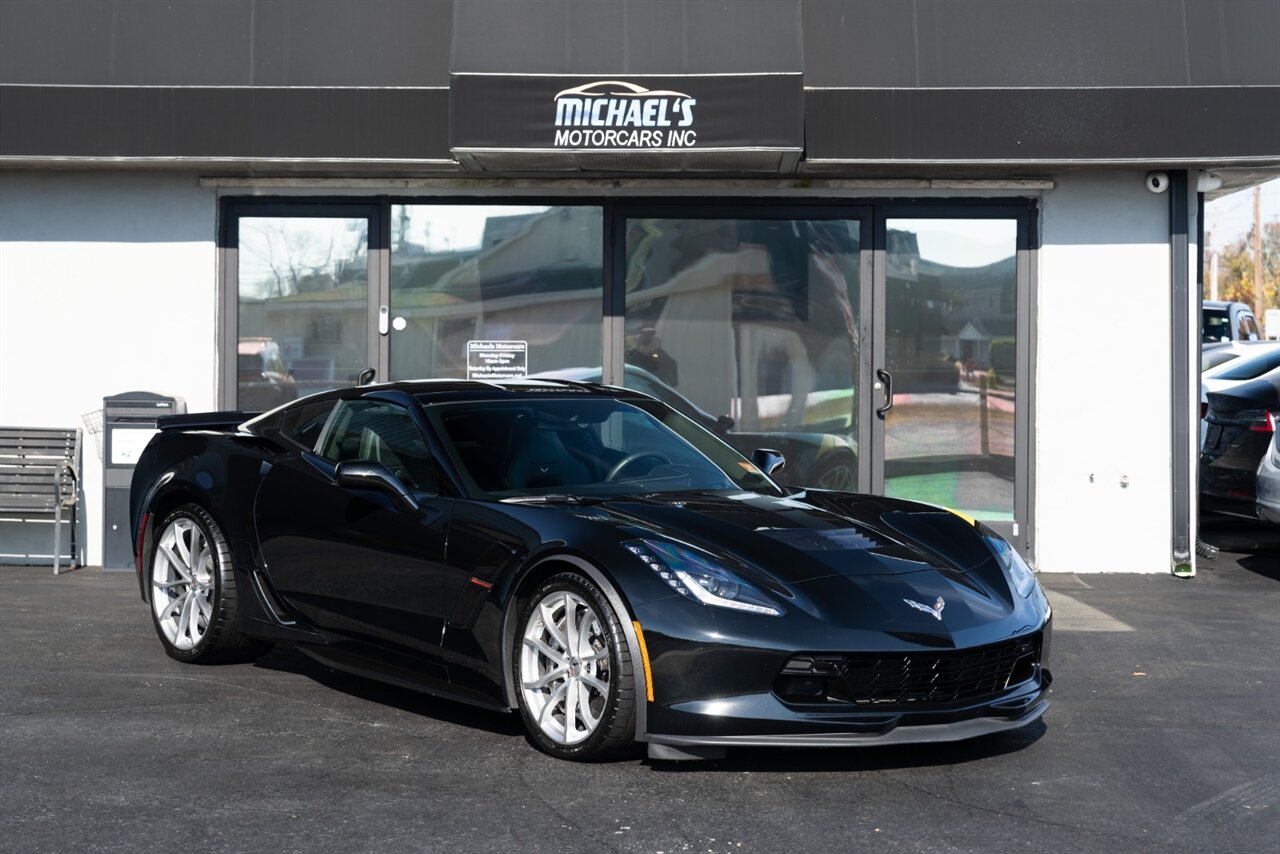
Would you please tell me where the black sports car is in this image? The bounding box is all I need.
[130,380,1052,761]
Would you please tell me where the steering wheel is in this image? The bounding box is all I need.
[604,451,671,482]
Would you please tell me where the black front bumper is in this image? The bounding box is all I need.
[632,596,1054,750]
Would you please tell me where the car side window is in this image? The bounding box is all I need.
[319,400,435,491]
[280,400,337,451]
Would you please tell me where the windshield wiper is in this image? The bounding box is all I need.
[500,494,588,505]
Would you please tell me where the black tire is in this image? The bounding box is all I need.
[513,572,637,761]
[147,504,270,664]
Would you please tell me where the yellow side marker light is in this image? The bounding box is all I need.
[632,620,655,702]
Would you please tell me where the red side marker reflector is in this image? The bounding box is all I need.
[468,576,494,590]
[135,513,149,575]
[1249,412,1278,433]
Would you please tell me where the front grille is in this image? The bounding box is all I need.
[776,633,1042,708]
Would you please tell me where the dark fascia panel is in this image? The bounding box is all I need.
[802,0,1280,88]
[0,86,452,161]
[451,0,802,74]
[0,0,453,87]
[805,87,1280,164]
[4,84,1277,167]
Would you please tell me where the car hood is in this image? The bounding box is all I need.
[585,489,1000,585]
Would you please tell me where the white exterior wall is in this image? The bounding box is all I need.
[1035,171,1173,573]
[0,172,217,566]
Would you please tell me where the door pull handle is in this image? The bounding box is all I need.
[875,369,894,416]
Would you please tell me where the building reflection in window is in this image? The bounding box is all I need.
[389,205,603,381]
[623,218,862,492]
[237,217,370,410]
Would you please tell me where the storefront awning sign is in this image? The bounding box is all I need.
[450,73,803,173]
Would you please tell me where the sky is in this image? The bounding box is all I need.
[1206,177,1280,253]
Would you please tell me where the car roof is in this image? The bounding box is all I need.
[1202,300,1253,312]
[349,377,647,404]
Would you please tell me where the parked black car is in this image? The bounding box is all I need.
[130,380,1051,762]
[1201,367,1280,519]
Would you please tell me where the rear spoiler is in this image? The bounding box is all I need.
[157,411,259,431]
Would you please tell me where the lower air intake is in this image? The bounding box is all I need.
[776,633,1042,708]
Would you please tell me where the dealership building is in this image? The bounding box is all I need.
[1,0,1277,573]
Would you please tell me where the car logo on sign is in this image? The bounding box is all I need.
[904,596,946,621]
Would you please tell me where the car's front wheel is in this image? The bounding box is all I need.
[514,572,637,761]
[149,504,268,664]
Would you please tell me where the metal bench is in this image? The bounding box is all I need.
[0,427,81,575]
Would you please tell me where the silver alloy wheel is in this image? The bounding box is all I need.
[519,590,611,745]
[151,517,215,651]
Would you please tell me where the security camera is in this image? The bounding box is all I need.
[1146,172,1170,194]
[1196,171,1222,192]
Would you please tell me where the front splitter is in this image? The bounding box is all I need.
[645,698,1048,760]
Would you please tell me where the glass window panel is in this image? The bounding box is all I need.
[389,205,603,381]
[237,217,369,409]
[883,218,1018,521]
[320,400,434,491]
[623,217,861,491]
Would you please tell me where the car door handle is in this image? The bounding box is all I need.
[875,369,894,416]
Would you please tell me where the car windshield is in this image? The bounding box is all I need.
[1213,347,1280,381]
[424,397,783,500]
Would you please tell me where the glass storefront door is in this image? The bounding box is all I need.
[620,211,869,491]
[231,207,377,410]
[874,214,1027,541]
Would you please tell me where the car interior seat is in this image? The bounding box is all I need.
[501,415,593,491]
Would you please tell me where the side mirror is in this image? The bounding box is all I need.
[335,460,419,511]
[750,448,786,477]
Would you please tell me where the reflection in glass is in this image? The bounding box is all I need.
[622,218,861,491]
[388,205,603,380]
[237,217,369,410]
[883,219,1017,520]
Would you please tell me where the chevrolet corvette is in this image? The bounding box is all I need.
[130,379,1052,761]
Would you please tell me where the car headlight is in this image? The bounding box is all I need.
[624,539,782,616]
[984,534,1039,598]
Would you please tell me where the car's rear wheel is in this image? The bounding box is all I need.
[149,504,269,664]
[515,573,636,761]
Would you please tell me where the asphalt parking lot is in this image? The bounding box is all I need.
[2,553,1276,854]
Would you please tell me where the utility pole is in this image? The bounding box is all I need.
[1255,185,1264,317]
[1210,204,1219,300]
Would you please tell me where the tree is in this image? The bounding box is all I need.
[1207,221,1280,320]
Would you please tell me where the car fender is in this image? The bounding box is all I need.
[500,551,650,742]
